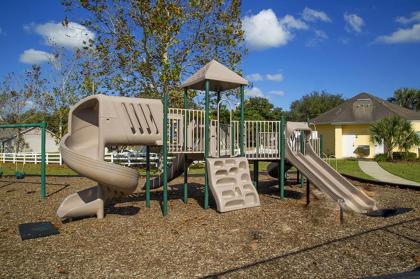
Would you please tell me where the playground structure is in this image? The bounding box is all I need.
[0,122,47,198]
[56,60,377,220]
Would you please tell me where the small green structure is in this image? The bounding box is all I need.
[0,122,47,199]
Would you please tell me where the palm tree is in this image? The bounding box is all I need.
[388,88,420,111]
[370,115,420,160]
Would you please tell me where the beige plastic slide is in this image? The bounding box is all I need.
[284,122,377,213]
[57,95,163,219]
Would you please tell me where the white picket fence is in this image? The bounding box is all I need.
[0,152,160,167]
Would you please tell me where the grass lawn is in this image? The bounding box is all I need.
[0,163,77,176]
[0,161,273,177]
[326,159,376,180]
[378,161,420,183]
[0,160,375,180]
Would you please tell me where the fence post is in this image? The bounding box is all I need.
[320,134,324,158]
[13,153,16,164]
[46,153,49,165]
[34,153,37,164]
[59,153,63,165]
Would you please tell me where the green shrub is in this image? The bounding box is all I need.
[374,154,388,162]
[392,152,417,161]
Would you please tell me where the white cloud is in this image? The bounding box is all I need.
[266,73,284,82]
[245,87,264,97]
[269,90,285,96]
[26,21,95,49]
[344,13,365,33]
[19,49,55,64]
[306,29,328,47]
[376,23,420,44]
[246,73,263,82]
[302,7,331,23]
[280,15,308,30]
[396,11,420,24]
[242,9,292,50]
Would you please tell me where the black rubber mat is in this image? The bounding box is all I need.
[18,222,59,240]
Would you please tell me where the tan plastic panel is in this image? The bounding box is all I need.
[57,94,163,219]
[206,157,260,212]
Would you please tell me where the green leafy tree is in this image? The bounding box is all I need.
[289,91,344,121]
[387,88,420,111]
[62,0,246,107]
[234,97,284,120]
[370,115,420,160]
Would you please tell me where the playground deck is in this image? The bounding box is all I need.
[0,175,419,278]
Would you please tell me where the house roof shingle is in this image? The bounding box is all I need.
[311,92,420,124]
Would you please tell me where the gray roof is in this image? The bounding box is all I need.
[312,92,420,125]
[0,128,19,141]
[181,59,248,91]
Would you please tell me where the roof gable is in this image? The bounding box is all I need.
[312,92,420,124]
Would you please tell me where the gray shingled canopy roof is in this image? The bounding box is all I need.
[180,59,248,91]
[312,92,420,124]
[0,128,19,142]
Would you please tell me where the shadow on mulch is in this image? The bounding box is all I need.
[201,217,420,278]
[366,208,413,218]
[46,184,70,197]
[106,205,140,216]
[0,182,15,189]
[256,178,303,200]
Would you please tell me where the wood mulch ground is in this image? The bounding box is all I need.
[0,174,419,278]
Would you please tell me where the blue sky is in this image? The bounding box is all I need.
[0,1,419,110]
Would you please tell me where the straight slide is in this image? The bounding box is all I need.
[269,122,377,213]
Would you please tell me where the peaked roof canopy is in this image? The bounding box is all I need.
[180,59,248,91]
[312,92,420,125]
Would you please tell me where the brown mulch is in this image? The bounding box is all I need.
[0,174,419,278]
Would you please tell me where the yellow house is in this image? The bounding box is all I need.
[311,92,420,159]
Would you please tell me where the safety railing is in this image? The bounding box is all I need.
[168,108,205,153]
[231,120,282,159]
[288,131,320,156]
[210,120,234,157]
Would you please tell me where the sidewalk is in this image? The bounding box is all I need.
[358,160,420,187]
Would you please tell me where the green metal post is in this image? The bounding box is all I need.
[162,90,169,216]
[279,115,285,199]
[40,122,46,199]
[239,85,245,157]
[204,80,210,209]
[183,88,188,204]
[320,134,324,158]
[253,160,259,190]
[146,145,151,208]
[231,124,235,156]
[300,132,305,187]
[217,91,221,157]
[296,170,300,184]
